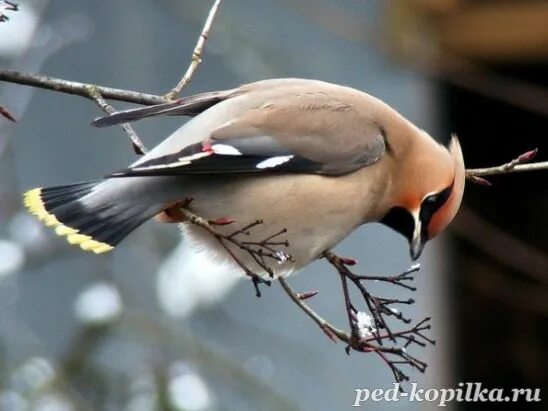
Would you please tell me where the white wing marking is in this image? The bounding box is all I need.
[256,155,294,169]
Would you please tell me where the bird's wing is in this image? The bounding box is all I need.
[109,89,386,177]
[92,79,323,128]
[92,89,238,128]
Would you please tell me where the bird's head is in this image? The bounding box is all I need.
[381,134,465,260]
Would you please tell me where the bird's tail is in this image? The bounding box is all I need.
[23,180,162,254]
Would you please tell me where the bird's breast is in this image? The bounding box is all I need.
[178,168,390,277]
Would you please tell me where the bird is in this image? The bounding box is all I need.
[23,78,465,278]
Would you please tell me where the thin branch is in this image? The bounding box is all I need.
[86,85,148,155]
[165,0,224,100]
[278,270,433,383]
[467,160,548,178]
[349,265,419,292]
[338,268,361,343]
[176,202,433,383]
[0,70,167,106]
[0,104,16,122]
[0,3,224,105]
[0,0,18,22]
[177,205,294,297]
[278,277,347,342]
[466,148,547,182]
[3,73,546,180]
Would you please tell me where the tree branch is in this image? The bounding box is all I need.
[468,160,548,177]
[0,104,16,122]
[0,0,18,22]
[165,0,224,100]
[175,202,433,383]
[278,259,433,384]
[466,148,547,185]
[86,85,148,155]
[0,70,167,106]
[278,276,348,342]
[177,204,295,297]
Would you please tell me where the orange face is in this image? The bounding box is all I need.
[425,136,465,239]
[381,135,465,260]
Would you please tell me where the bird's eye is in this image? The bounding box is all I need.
[423,194,438,206]
[420,184,453,222]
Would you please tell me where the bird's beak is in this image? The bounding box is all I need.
[410,212,424,260]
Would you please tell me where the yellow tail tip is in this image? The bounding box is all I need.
[22,187,114,254]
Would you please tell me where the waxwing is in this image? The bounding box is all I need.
[24,78,465,277]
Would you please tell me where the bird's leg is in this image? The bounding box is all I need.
[155,198,194,223]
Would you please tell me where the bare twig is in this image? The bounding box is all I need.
[165,0,224,100]
[0,0,18,22]
[323,251,417,340]
[2,73,546,177]
[466,148,547,184]
[173,198,435,383]
[0,105,16,122]
[278,276,347,342]
[281,252,432,383]
[178,206,294,297]
[468,160,548,177]
[174,201,432,383]
[278,269,433,383]
[0,70,167,106]
[86,85,148,155]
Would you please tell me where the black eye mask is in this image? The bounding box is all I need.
[419,181,454,240]
[380,181,454,244]
[380,206,414,243]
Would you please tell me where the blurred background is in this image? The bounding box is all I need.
[0,0,546,410]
